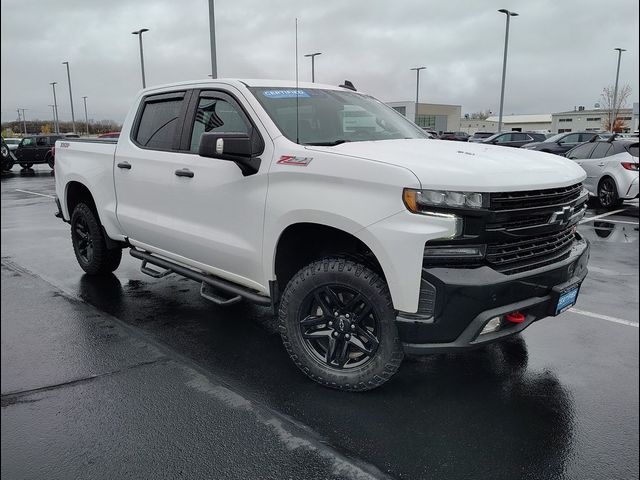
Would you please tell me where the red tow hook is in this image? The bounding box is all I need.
[505,311,526,324]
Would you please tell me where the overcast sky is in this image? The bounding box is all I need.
[1,0,638,124]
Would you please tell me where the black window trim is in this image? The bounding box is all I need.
[130,90,192,152]
[179,88,265,157]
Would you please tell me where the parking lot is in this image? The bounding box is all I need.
[1,166,638,479]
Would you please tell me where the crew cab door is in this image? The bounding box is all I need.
[115,88,271,290]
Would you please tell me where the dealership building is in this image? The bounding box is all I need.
[460,114,552,134]
[551,107,634,133]
[386,101,461,133]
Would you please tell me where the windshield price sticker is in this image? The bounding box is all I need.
[263,89,310,99]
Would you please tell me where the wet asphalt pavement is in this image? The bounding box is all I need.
[2,166,639,480]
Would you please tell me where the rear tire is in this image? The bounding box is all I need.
[279,257,403,391]
[70,203,122,275]
[597,177,622,209]
[46,155,54,169]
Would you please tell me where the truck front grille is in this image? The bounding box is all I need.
[490,183,583,211]
[486,227,575,275]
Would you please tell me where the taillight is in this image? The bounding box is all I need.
[621,162,639,171]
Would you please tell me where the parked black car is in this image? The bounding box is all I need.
[481,131,547,148]
[1,137,16,171]
[439,131,469,142]
[468,131,494,143]
[14,135,62,169]
[521,131,600,155]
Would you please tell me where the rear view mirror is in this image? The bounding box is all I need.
[199,132,260,176]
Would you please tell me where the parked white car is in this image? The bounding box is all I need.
[566,138,639,209]
[4,137,22,151]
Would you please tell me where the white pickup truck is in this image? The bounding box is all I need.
[55,79,590,391]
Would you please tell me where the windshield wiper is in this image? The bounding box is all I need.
[304,140,351,146]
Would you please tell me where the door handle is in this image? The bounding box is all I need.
[117,162,132,169]
[175,168,194,178]
[597,163,605,167]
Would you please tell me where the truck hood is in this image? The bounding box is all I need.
[307,139,586,191]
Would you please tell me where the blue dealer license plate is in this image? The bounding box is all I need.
[555,286,580,315]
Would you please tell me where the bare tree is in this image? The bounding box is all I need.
[600,84,632,132]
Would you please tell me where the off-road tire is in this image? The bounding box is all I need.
[279,257,403,391]
[71,203,122,275]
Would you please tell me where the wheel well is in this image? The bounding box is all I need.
[598,175,617,190]
[274,223,384,293]
[66,181,97,217]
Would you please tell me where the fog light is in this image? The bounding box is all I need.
[480,316,502,335]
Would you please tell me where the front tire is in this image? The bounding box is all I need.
[71,203,122,275]
[598,177,622,209]
[279,257,403,391]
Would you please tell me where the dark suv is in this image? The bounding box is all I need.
[15,135,62,169]
[521,131,599,155]
[481,131,547,148]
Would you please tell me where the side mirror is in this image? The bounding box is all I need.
[199,132,260,176]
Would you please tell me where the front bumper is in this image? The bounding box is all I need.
[398,235,590,354]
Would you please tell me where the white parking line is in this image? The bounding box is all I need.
[14,189,55,199]
[568,307,639,328]
[579,209,626,224]
[591,219,639,225]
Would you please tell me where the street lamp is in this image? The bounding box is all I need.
[50,82,60,134]
[208,0,217,78]
[82,96,89,136]
[132,28,150,88]
[62,61,76,133]
[48,104,56,130]
[17,109,27,134]
[497,9,518,133]
[304,52,322,82]
[611,47,626,132]
[410,66,426,124]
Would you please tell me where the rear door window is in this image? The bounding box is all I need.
[627,143,639,157]
[36,137,48,146]
[134,92,186,150]
[590,143,612,158]
[567,143,597,159]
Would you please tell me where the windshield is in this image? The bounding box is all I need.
[249,87,428,145]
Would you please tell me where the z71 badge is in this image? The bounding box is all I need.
[277,155,313,166]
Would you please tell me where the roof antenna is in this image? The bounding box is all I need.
[295,17,300,145]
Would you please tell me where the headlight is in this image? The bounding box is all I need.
[403,188,486,211]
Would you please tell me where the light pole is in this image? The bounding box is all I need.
[410,66,426,124]
[48,104,56,130]
[611,47,626,132]
[82,96,89,136]
[19,109,27,134]
[132,28,149,88]
[304,52,322,82]
[50,82,60,134]
[497,9,518,133]
[208,0,217,78]
[62,61,76,133]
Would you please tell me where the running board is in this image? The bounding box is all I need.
[129,249,271,306]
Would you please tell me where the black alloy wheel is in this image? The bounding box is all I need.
[73,215,94,264]
[598,177,621,209]
[70,203,122,274]
[279,257,403,391]
[299,285,380,370]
